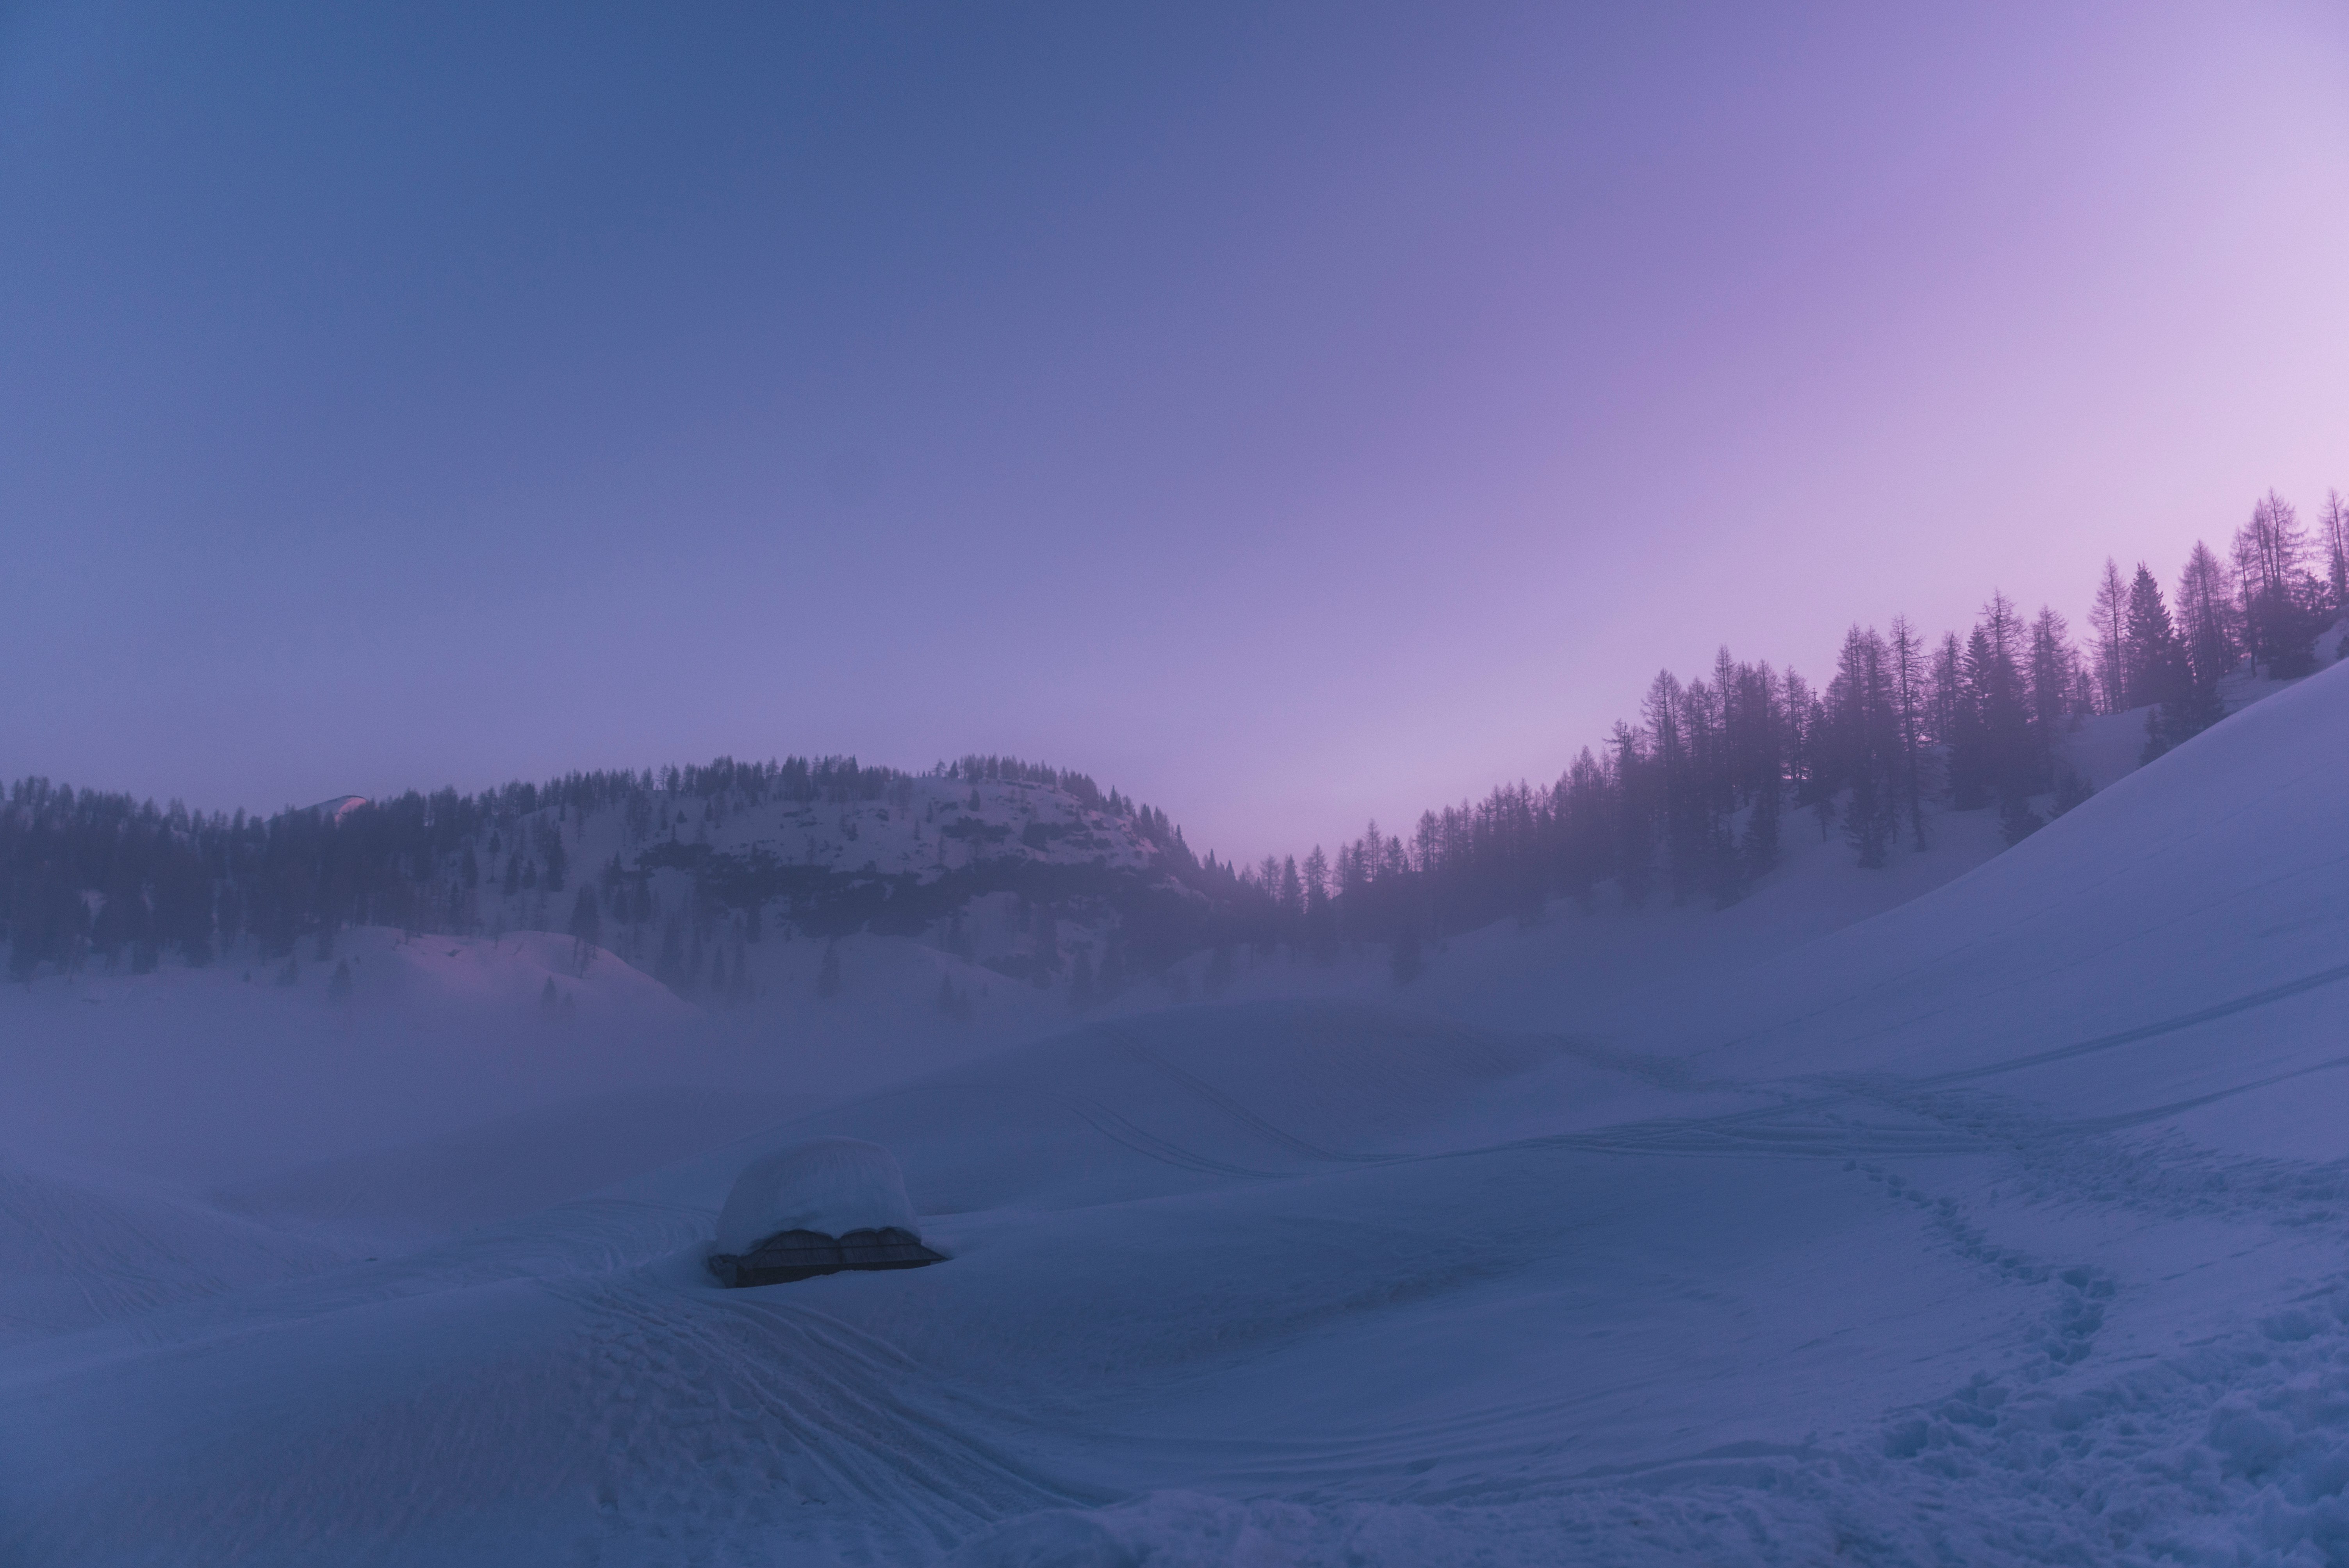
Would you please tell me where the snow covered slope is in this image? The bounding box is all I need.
[12,671,2349,1564]
[1631,654,2349,1119]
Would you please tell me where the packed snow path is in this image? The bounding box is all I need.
[10,666,2349,1564]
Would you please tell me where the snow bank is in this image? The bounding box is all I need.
[714,1137,920,1251]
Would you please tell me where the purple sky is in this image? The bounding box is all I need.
[5,3,2345,864]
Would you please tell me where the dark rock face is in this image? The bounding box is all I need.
[707,1226,945,1288]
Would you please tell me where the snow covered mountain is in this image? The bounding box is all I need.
[11,665,2349,1563]
[417,759,1220,1012]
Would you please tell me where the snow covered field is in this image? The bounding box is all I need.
[10,666,2349,1564]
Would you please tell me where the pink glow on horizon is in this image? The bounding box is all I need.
[2,4,2344,862]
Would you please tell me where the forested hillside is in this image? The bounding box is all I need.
[6,489,2342,992]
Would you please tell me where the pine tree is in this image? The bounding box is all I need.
[2026,608,2074,752]
[1724,657,1784,878]
[1302,846,1334,960]
[2322,490,2349,613]
[1889,616,1930,852]
[1830,627,1898,867]
[1609,722,1655,905]
[1643,670,1708,902]
[2051,765,2093,818]
[1935,629,1988,807]
[327,959,353,1003]
[2162,542,2235,751]
[2124,567,2196,763]
[2235,490,2320,676]
[2124,565,2187,712]
[2176,542,2238,685]
[540,826,567,893]
[1977,592,2036,795]
[568,886,601,947]
[816,941,841,999]
[2090,559,2129,712]
[1559,750,1613,905]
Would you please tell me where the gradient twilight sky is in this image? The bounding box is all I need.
[5,4,2346,863]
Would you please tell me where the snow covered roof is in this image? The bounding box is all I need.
[714,1137,921,1253]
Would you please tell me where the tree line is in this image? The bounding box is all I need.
[0,751,1214,982]
[1229,488,2347,960]
[6,488,2341,986]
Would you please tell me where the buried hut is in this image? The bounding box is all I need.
[708,1137,945,1287]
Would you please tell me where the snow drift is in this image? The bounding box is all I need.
[714,1137,923,1252]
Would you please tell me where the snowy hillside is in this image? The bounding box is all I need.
[408,760,1233,1021]
[11,662,2349,1563]
[2056,613,2349,791]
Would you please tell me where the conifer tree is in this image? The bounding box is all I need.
[1977,592,2036,794]
[1888,617,1930,851]
[2124,565,2187,713]
[1998,792,2044,845]
[2026,608,2075,745]
[568,887,601,947]
[1301,846,1333,959]
[2322,490,2349,613]
[2235,491,2320,676]
[1559,749,1613,905]
[2090,559,2130,712]
[2176,542,2238,684]
[1609,721,1655,906]
[1830,627,1898,867]
[816,940,841,999]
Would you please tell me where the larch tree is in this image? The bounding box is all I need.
[2089,558,2130,712]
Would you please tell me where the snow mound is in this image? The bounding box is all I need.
[715,1137,920,1251]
